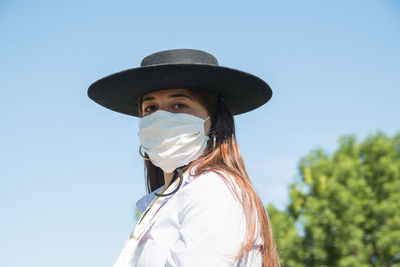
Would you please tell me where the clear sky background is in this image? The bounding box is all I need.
[1,0,399,266]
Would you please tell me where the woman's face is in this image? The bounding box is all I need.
[140,88,211,134]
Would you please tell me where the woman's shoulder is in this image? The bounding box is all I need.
[180,168,243,208]
[187,169,229,189]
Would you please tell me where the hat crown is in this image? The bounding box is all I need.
[141,49,219,67]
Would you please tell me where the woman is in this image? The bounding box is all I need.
[88,49,280,267]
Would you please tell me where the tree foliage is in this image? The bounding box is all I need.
[268,131,400,267]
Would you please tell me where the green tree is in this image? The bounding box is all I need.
[269,131,400,267]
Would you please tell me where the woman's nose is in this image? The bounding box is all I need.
[157,103,178,113]
[158,103,168,112]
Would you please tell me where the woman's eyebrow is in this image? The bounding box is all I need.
[142,93,193,103]
[168,94,193,101]
[142,96,155,102]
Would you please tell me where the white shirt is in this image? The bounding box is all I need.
[113,169,263,267]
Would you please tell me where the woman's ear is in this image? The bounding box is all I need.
[204,116,212,136]
[137,97,143,117]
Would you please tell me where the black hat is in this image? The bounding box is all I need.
[87,49,272,117]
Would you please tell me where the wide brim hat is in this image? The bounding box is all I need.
[88,49,272,117]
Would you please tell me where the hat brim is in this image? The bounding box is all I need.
[87,64,272,117]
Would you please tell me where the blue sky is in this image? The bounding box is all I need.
[1,1,399,266]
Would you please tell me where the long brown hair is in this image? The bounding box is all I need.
[139,91,280,267]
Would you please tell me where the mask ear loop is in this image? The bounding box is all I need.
[206,129,216,149]
[212,133,217,149]
[139,145,150,160]
[207,111,218,149]
[154,168,183,197]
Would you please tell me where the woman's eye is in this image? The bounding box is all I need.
[173,103,186,110]
[144,105,157,113]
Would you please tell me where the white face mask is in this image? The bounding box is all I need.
[138,110,210,173]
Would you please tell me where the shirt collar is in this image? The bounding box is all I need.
[136,186,163,214]
[136,170,192,214]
